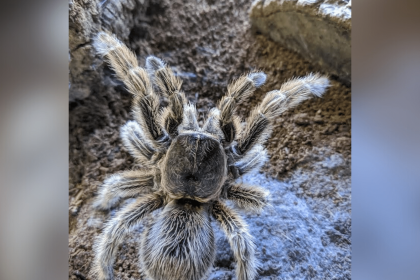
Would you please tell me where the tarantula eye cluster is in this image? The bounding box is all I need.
[90,32,329,280]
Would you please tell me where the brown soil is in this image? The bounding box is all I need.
[69,0,351,279]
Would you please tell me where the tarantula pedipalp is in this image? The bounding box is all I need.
[90,32,329,280]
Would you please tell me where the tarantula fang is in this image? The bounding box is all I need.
[90,31,329,280]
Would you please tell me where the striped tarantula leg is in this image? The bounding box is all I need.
[93,169,155,211]
[94,32,168,148]
[230,144,268,178]
[94,32,154,97]
[132,92,169,149]
[120,120,156,165]
[212,201,259,280]
[225,183,269,213]
[202,108,224,139]
[146,56,187,138]
[217,72,266,145]
[91,194,164,280]
[145,56,182,97]
[234,73,330,156]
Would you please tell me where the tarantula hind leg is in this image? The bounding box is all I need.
[90,194,164,280]
[212,201,259,280]
[93,169,155,211]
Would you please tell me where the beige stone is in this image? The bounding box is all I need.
[250,0,351,85]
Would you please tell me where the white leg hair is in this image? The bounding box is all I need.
[93,169,155,210]
[145,56,182,97]
[232,144,268,177]
[180,103,200,132]
[217,72,266,145]
[226,183,269,213]
[120,120,156,166]
[94,32,154,98]
[90,194,164,280]
[212,201,259,280]
[146,55,187,138]
[202,108,224,139]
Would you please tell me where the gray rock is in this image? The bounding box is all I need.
[293,113,310,125]
[249,0,351,85]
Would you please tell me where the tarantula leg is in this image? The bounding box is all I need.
[234,73,329,156]
[145,56,182,98]
[120,120,156,166]
[132,92,169,147]
[202,108,224,139]
[146,56,187,138]
[160,91,187,137]
[93,169,155,210]
[94,32,168,149]
[94,32,153,97]
[180,102,200,131]
[91,194,164,280]
[216,72,266,145]
[225,183,269,213]
[212,201,259,280]
[230,144,268,178]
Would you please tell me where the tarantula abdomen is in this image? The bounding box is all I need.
[141,200,215,280]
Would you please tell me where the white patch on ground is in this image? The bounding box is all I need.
[210,150,351,279]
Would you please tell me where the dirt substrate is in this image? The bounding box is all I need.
[69,0,351,279]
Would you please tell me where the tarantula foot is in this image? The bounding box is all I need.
[146,55,165,73]
[248,72,267,87]
[236,258,260,280]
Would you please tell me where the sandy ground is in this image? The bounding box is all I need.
[69,0,351,279]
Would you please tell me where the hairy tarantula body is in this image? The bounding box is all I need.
[90,32,329,280]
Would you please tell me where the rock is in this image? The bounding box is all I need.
[323,124,338,134]
[293,113,310,125]
[249,0,351,85]
[334,136,351,148]
[314,114,324,123]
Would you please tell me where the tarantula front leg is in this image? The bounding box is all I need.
[93,169,155,210]
[91,194,164,280]
[146,56,187,138]
[224,182,269,213]
[94,32,169,150]
[216,72,266,145]
[212,201,259,280]
[233,73,330,158]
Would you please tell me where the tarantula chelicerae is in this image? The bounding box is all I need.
[90,32,329,280]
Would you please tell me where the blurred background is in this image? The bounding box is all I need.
[0,0,419,279]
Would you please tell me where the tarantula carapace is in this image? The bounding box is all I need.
[90,32,329,280]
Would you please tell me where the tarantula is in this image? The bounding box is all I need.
[90,32,329,280]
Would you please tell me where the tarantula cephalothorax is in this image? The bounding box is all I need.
[90,32,329,280]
